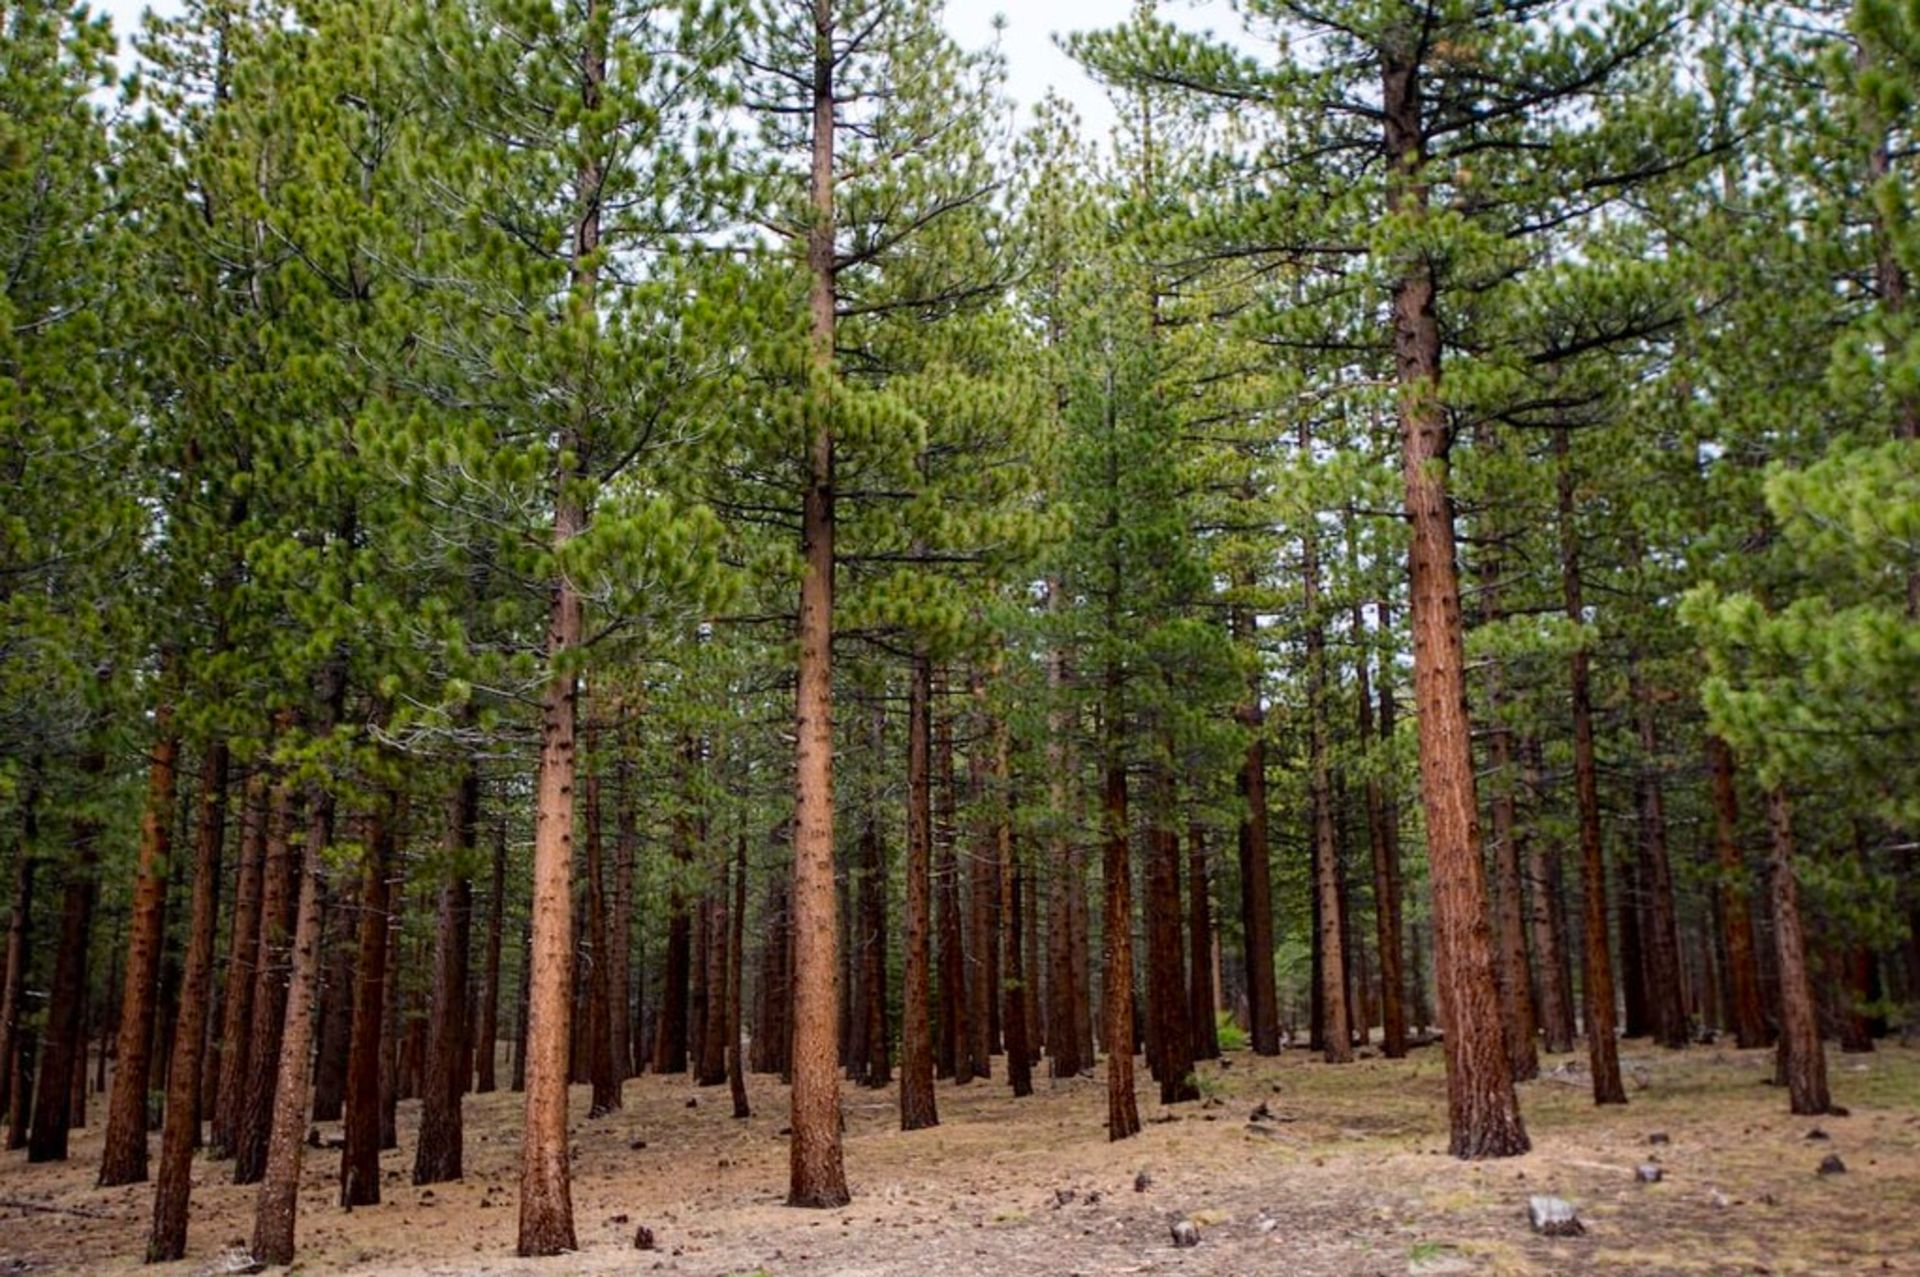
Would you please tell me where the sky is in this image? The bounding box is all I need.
[92,0,1253,143]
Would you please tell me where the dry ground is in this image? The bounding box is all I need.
[3,1042,1917,1276]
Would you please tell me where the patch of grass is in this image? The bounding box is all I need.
[1216,1013,1248,1053]
[1408,1240,1454,1262]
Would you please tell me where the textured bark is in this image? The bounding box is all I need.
[1144,760,1195,1102]
[1044,582,1083,1078]
[211,773,267,1159]
[1185,819,1218,1061]
[697,865,729,1087]
[234,780,297,1185]
[1631,671,1688,1049]
[417,771,477,1181]
[967,673,997,1079]
[1618,846,1651,1039]
[1555,428,1626,1105]
[309,882,355,1124]
[785,0,849,1208]
[1520,739,1575,1052]
[101,714,179,1185]
[933,672,969,1083]
[728,834,750,1119]
[249,785,329,1266]
[1383,45,1528,1157]
[30,746,103,1163]
[1101,755,1140,1142]
[901,652,940,1129]
[1003,812,1034,1098]
[1232,594,1280,1056]
[0,788,37,1146]
[340,795,394,1207]
[854,724,890,1089]
[476,815,508,1093]
[1479,540,1540,1081]
[1302,494,1352,1064]
[148,742,228,1260]
[1706,736,1769,1047]
[1766,790,1832,1116]
[582,753,623,1113]
[610,760,636,1080]
[653,740,694,1075]
[1354,603,1408,1058]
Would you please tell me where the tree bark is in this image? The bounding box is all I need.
[234,779,297,1184]
[1631,669,1688,1049]
[101,713,179,1185]
[1706,736,1769,1048]
[1044,581,1084,1078]
[610,758,636,1080]
[0,785,37,1147]
[341,793,394,1207]
[967,672,997,1080]
[1301,488,1352,1064]
[901,651,940,1129]
[476,812,508,1093]
[582,749,623,1112]
[1185,819,1218,1061]
[1101,752,1140,1141]
[653,743,693,1075]
[1766,789,1832,1116]
[417,770,477,1181]
[1382,44,1529,1156]
[211,772,267,1159]
[729,833,750,1118]
[1145,759,1195,1101]
[1521,739,1575,1052]
[148,742,228,1260]
[933,669,969,1083]
[698,862,730,1087]
[1232,594,1280,1056]
[1354,602,1408,1058]
[785,0,849,1208]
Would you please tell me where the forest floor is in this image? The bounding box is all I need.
[2,1041,1917,1276]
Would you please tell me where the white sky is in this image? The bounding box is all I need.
[93,0,1252,144]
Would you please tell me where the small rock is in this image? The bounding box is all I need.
[1054,1188,1077,1207]
[610,1214,629,1225]
[1709,1189,1732,1209]
[1806,1128,1829,1141]
[1134,1171,1153,1193]
[1169,1219,1200,1249]
[1527,1196,1584,1237]
[1250,1102,1275,1123]
[1636,1164,1663,1184]
[1648,1132,1671,1145]
[1829,1105,1851,1117]
[1084,1191,1102,1205]
[629,1138,648,1150]
[633,1225,657,1250]
[1817,1154,1847,1176]
[685,1098,698,1108]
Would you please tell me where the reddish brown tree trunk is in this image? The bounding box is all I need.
[1706,736,1768,1048]
[698,863,729,1087]
[1185,819,1218,1061]
[147,742,228,1260]
[476,813,507,1093]
[340,794,394,1207]
[1478,534,1540,1081]
[0,786,37,1147]
[1520,739,1575,1052]
[1233,594,1280,1057]
[234,780,297,1184]
[653,740,694,1075]
[309,884,355,1124]
[417,771,477,1180]
[785,0,849,1207]
[1555,429,1626,1105]
[610,759,636,1080]
[100,715,178,1185]
[582,752,622,1112]
[1631,670,1688,1049]
[1354,602,1408,1058]
[211,772,267,1159]
[1101,749,1140,1141]
[1302,496,1352,1064]
[901,652,939,1129]
[728,833,750,1118]
[1145,760,1195,1102]
[967,672,998,1079]
[1003,811,1034,1099]
[1382,45,1528,1156]
[934,671,969,1083]
[1766,789,1832,1116]
[1044,583,1083,1078]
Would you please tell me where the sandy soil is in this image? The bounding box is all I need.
[3,1042,1917,1276]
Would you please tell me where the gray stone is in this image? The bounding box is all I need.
[1635,1164,1663,1184]
[1170,1219,1201,1249]
[1817,1154,1847,1176]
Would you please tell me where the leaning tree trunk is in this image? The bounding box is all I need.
[148,742,229,1260]
[1381,45,1528,1157]
[100,710,179,1185]
[1766,789,1832,1116]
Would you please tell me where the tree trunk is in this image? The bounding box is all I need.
[786,0,849,1208]
[1003,810,1034,1099]
[967,672,997,1080]
[417,770,477,1181]
[856,714,890,1088]
[582,750,623,1112]
[1101,750,1140,1141]
[610,759,636,1080]
[1302,490,1352,1065]
[1355,602,1408,1059]
[653,750,692,1075]
[1232,595,1280,1057]
[148,741,229,1260]
[1044,582,1083,1078]
[698,863,730,1087]
[1145,758,1195,1101]
[1555,428,1626,1105]
[310,877,354,1124]
[477,813,508,1094]
[1185,819,1218,1061]
[1706,736,1768,1048]
[341,793,395,1207]
[1766,789,1831,1116]
[901,651,940,1129]
[211,772,267,1159]
[250,767,337,1266]
[1382,46,1528,1157]
[1631,669,1688,1049]
[0,786,37,1147]
[1520,739,1575,1052]
[234,780,297,1184]
[934,670,969,1083]
[729,833,750,1118]
[101,714,179,1185]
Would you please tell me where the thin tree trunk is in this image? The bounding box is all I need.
[610,758,636,1080]
[653,747,692,1075]
[698,862,729,1087]
[147,742,229,1260]
[1521,739,1575,1052]
[1632,669,1688,1049]
[1382,47,1528,1157]
[934,670,969,1083]
[729,833,750,1118]
[417,769,477,1180]
[101,713,179,1185]
[1145,759,1195,1101]
[1706,736,1768,1048]
[901,651,939,1129]
[1354,601,1408,1058]
[1301,486,1352,1065]
[477,813,508,1094]
[1185,818,1218,1061]
[1044,581,1082,1078]
[1003,812,1034,1099]
[1232,592,1280,1056]
[1766,789,1832,1116]
[211,772,267,1159]
[967,672,996,1080]
[857,706,890,1088]
[0,785,37,1146]
[1101,749,1140,1141]
[309,884,354,1125]
[341,793,394,1207]
[582,747,623,1112]
[234,780,297,1184]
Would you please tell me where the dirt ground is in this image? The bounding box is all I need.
[3,1041,1917,1276]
